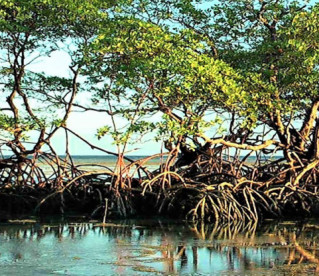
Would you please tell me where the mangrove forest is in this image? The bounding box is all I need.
[1,0,319,224]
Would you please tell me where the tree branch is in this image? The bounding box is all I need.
[199,133,283,151]
[299,99,319,150]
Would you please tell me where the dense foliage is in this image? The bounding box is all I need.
[82,0,319,160]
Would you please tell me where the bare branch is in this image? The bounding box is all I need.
[199,133,283,151]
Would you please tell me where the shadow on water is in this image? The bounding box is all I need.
[1,219,319,275]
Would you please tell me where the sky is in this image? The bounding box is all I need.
[27,50,161,156]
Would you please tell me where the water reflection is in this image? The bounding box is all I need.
[0,219,319,275]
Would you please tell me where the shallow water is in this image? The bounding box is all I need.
[0,219,318,275]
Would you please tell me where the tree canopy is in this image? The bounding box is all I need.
[79,0,319,160]
[2,0,319,158]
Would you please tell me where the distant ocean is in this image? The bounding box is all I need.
[63,155,163,167]
[1,155,282,175]
[66,155,282,172]
[2,154,282,164]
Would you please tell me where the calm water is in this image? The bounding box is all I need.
[0,219,318,275]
